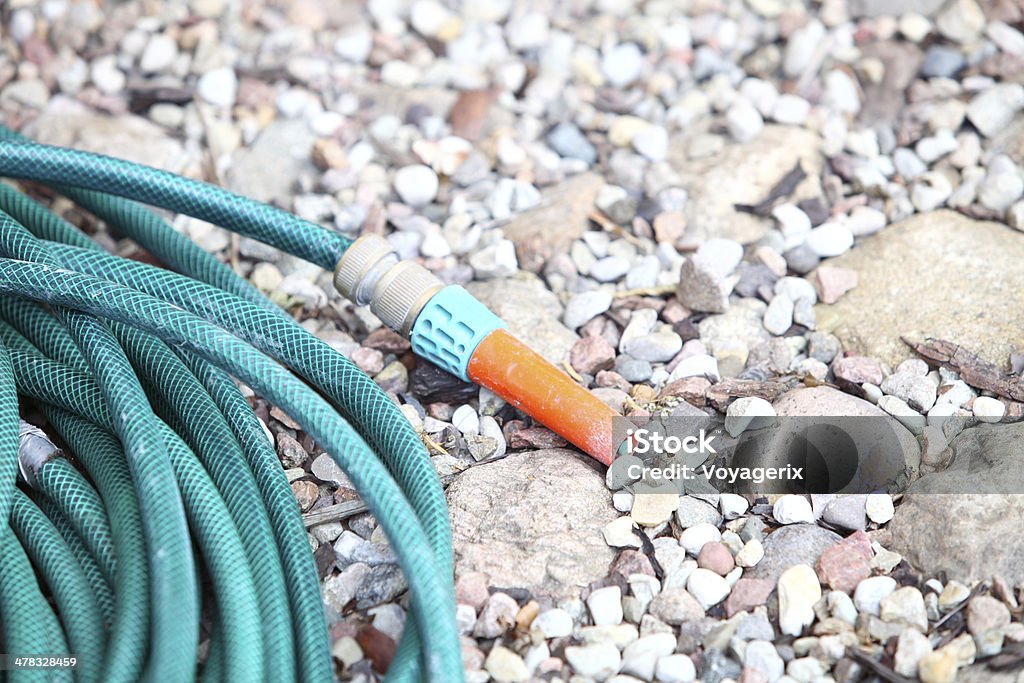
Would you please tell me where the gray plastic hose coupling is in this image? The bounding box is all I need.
[18,420,62,487]
[334,234,444,336]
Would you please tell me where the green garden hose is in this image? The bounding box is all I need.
[0,127,461,682]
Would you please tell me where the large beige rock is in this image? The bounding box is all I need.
[26,95,188,171]
[501,172,604,272]
[668,125,824,245]
[887,422,1024,585]
[447,449,617,599]
[888,494,1024,585]
[887,423,1024,584]
[773,386,889,417]
[816,210,1024,368]
[227,119,317,204]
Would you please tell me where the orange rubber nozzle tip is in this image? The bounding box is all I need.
[466,329,618,466]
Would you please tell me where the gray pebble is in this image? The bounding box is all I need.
[763,295,794,335]
[921,46,966,78]
[547,122,597,164]
[563,290,613,329]
[615,355,653,382]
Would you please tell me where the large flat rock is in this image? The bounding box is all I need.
[887,494,1024,585]
[446,449,617,599]
[227,119,317,205]
[26,95,188,171]
[815,210,1024,368]
[888,423,1024,584]
[501,172,604,272]
[668,125,824,246]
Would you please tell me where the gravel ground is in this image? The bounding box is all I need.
[4,0,1024,681]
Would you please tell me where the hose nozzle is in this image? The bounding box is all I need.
[334,234,618,465]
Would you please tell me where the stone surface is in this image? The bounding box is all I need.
[774,386,887,417]
[668,126,823,246]
[889,489,1024,585]
[28,96,187,171]
[564,643,621,680]
[227,119,317,204]
[447,449,617,598]
[898,422,1024,494]
[816,211,1024,367]
[648,587,707,625]
[854,576,898,617]
[631,493,680,527]
[880,586,929,631]
[815,530,872,593]
[724,578,774,617]
[773,495,815,525]
[687,567,731,610]
[502,173,604,272]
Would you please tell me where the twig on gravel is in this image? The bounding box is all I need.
[613,284,678,298]
[903,337,1024,402]
[562,360,585,383]
[705,376,802,411]
[302,500,368,528]
[844,647,914,683]
[734,162,806,216]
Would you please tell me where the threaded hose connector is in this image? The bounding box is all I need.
[334,234,444,335]
[18,420,61,487]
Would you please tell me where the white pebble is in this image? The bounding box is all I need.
[686,568,730,610]
[679,522,722,556]
[394,165,439,207]
[621,633,676,680]
[719,493,749,519]
[735,539,764,568]
[725,397,777,437]
[973,396,1005,423]
[140,34,179,74]
[773,495,814,525]
[532,608,574,639]
[613,491,634,513]
[854,576,898,616]
[865,494,895,524]
[565,643,621,680]
[805,222,854,257]
[669,354,720,383]
[655,654,696,683]
[587,585,624,626]
[452,405,480,435]
[726,100,764,143]
[778,564,822,636]
[772,94,811,125]
[601,43,644,87]
[197,66,238,107]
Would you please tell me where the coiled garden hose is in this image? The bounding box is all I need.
[0,124,619,682]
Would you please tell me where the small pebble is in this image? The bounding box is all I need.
[973,396,1005,423]
[777,564,822,636]
[587,586,624,626]
[394,165,439,207]
[773,495,815,525]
